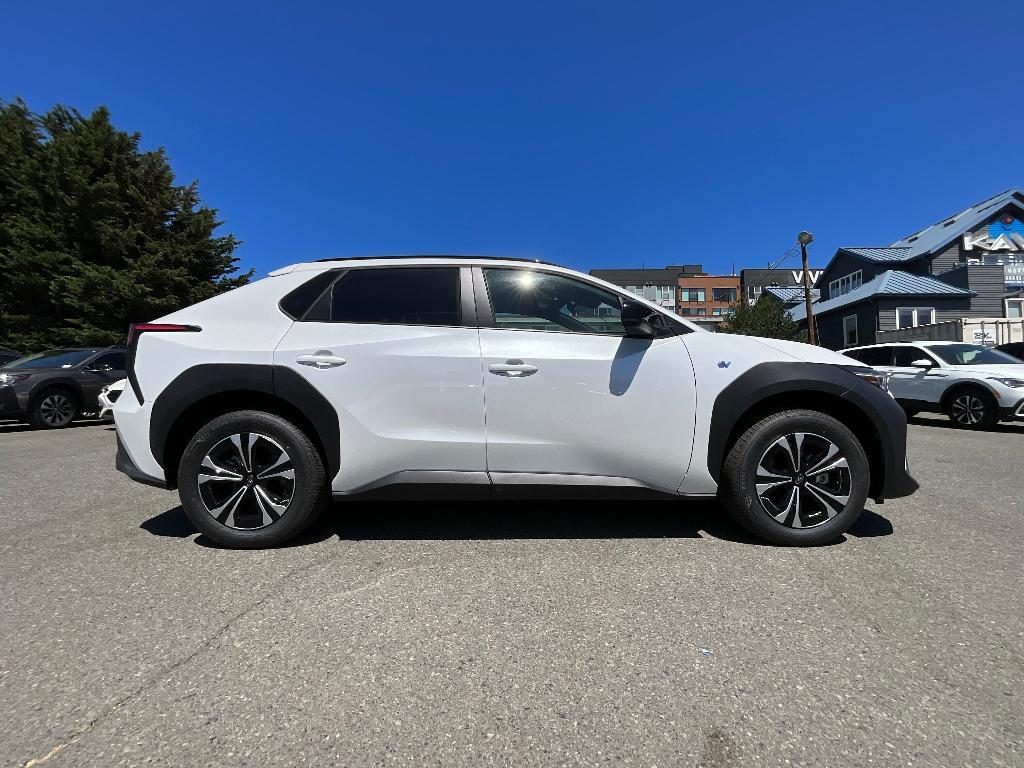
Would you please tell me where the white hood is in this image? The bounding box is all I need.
[750,337,866,367]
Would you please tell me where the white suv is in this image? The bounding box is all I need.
[114,256,917,548]
[843,341,1024,429]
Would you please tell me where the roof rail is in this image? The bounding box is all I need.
[311,254,559,266]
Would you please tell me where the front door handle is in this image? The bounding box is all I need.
[488,359,538,377]
[296,351,347,369]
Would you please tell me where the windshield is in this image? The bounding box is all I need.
[926,344,1023,366]
[5,349,96,369]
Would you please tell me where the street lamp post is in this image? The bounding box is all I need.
[797,231,817,345]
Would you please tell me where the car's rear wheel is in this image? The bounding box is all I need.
[30,388,78,429]
[720,409,870,546]
[178,410,328,548]
[945,387,997,430]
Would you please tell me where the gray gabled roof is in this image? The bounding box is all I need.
[891,188,1024,258]
[839,247,915,263]
[789,270,974,322]
[762,285,819,302]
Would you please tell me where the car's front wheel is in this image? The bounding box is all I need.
[30,388,78,428]
[720,409,870,546]
[178,410,328,548]
[945,387,997,430]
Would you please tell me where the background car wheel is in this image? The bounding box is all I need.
[30,388,78,428]
[945,387,996,430]
[719,409,870,546]
[177,410,329,548]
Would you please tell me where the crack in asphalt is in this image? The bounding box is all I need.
[20,548,345,767]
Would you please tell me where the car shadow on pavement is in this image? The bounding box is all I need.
[141,501,893,549]
[908,414,1024,434]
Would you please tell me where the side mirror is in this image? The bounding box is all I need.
[621,299,658,338]
[911,359,933,369]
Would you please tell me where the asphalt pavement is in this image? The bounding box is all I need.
[0,416,1021,767]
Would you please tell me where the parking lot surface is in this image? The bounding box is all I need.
[1,417,1021,767]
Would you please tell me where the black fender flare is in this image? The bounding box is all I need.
[149,364,340,480]
[706,361,915,499]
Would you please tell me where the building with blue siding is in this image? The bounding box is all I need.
[793,189,1024,349]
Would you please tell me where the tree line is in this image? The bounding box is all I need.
[0,99,250,352]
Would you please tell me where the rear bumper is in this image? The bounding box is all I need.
[115,432,169,489]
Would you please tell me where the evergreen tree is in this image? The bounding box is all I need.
[0,99,250,351]
[718,294,806,341]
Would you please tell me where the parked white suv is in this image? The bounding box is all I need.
[114,256,917,548]
[843,341,1024,429]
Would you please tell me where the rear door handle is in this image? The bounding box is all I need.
[488,359,538,377]
[296,352,347,369]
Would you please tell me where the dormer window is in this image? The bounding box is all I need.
[829,270,863,298]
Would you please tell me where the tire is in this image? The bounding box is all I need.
[945,387,997,430]
[719,409,870,546]
[177,410,329,548]
[30,388,78,429]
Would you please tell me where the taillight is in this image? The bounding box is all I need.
[126,323,201,403]
[127,323,202,346]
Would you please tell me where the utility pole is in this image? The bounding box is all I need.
[798,231,817,345]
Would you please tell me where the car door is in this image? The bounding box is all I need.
[474,266,697,493]
[273,265,487,493]
[888,345,940,403]
[79,350,127,409]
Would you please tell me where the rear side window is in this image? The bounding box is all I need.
[279,270,341,319]
[331,267,460,326]
[854,347,893,366]
[91,352,127,370]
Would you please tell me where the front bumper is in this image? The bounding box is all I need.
[843,377,920,501]
[999,397,1024,422]
[0,386,24,418]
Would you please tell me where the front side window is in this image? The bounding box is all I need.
[896,307,935,329]
[90,352,127,370]
[843,315,858,346]
[892,347,929,367]
[483,269,625,335]
[330,267,460,326]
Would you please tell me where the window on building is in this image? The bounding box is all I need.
[331,267,460,325]
[696,307,706,315]
[483,269,625,335]
[656,285,675,304]
[711,308,724,316]
[680,288,705,302]
[712,288,736,303]
[896,307,935,329]
[1007,299,1023,318]
[843,315,858,347]
[829,270,863,299]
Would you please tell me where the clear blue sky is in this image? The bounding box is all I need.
[3,1,1021,278]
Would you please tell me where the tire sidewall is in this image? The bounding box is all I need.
[178,411,324,548]
[945,388,996,430]
[31,388,78,429]
[726,411,870,546]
